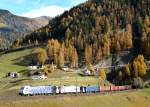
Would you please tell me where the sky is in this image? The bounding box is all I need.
[0,0,87,18]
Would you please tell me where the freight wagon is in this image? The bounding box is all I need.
[85,86,99,93]
[57,86,81,94]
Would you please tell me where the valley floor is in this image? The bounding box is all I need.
[0,46,150,107]
[0,89,149,107]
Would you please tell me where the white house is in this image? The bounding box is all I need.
[27,65,45,70]
[83,69,91,76]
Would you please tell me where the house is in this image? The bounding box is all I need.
[27,65,45,70]
[6,72,20,78]
[83,69,91,76]
[31,74,47,80]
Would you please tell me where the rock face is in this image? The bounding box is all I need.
[0,9,51,49]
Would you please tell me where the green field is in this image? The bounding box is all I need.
[0,49,33,77]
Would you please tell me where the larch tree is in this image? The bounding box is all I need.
[70,47,78,68]
[35,48,48,65]
[133,55,147,78]
[47,40,53,61]
[140,17,150,55]
[96,48,102,63]
[58,43,65,67]
[44,65,49,75]
[116,41,121,52]
[12,38,21,49]
[85,44,93,65]
[137,55,147,77]
[53,40,60,64]
[133,60,139,78]
[49,63,55,73]
[125,24,133,50]
[99,68,106,80]
[87,63,95,75]
[47,39,60,64]
[125,64,131,78]
[102,34,110,56]
[118,71,122,81]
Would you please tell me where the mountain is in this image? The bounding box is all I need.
[0,9,51,49]
[24,0,149,61]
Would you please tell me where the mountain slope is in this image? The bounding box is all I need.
[0,9,51,49]
[24,0,149,63]
[24,0,149,47]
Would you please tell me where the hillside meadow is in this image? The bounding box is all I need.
[0,48,108,92]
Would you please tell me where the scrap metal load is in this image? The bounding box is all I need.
[19,85,132,96]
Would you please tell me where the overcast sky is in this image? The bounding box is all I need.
[0,0,87,18]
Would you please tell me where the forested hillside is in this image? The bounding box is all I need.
[23,0,150,65]
[0,9,51,50]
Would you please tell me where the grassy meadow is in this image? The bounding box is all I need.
[0,49,32,78]
[0,90,149,107]
[0,48,106,92]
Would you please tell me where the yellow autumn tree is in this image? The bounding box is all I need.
[35,48,48,65]
[47,40,53,60]
[12,38,21,49]
[133,55,147,78]
[85,44,93,65]
[44,65,49,75]
[137,55,147,77]
[70,47,78,68]
[87,63,95,75]
[125,24,133,50]
[96,48,102,63]
[125,64,131,77]
[118,71,122,81]
[49,63,55,73]
[102,34,110,56]
[133,60,139,78]
[58,44,65,67]
[99,68,106,80]
[116,41,121,52]
[47,39,60,64]
[140,17,150,55]
[53,40,60,64]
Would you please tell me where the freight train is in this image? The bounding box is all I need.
[19,85,132,96]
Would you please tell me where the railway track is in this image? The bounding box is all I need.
[0,89,138,101]
[21,89,137,97]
